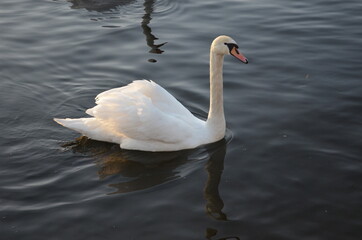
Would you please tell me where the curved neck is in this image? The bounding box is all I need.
[206,50,226,140]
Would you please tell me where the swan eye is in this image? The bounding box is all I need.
[225,43,239,52]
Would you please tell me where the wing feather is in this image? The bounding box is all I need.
[86,80,200,144]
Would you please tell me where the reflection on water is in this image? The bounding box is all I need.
[203,142,242,240]
[67,0,166,61]
[64,136,189,194]
[142,0,167,55]
[67,0,136,12]
[204,142,227,221]
[64,136,230,221]
[206,228,240,240]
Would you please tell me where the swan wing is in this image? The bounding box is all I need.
[85,80,202,144]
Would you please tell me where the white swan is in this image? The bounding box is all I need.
[54,35,248,151]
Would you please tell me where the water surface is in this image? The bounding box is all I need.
[1,0,362,239]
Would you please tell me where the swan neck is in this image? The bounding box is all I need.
[207,51,225,139]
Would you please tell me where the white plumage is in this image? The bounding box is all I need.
[54,35,248,152]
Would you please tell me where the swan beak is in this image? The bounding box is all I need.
[231,47,248,64]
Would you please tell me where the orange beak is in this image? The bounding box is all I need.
[230,47,248,64]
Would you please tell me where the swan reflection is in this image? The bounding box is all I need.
[204,142,228,221]
[142,0,167,54]
[67,0,136,11]
[65,136,228,219]
[67,0,166,59]
[206,228,240,240]
[65,136,188,194]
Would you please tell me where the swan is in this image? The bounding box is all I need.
[54,35,248,152]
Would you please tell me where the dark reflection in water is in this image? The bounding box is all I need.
[67,0,166,61]
[204,141,227,221]
[67,0,136,11]
[206,228,240,240]
[62,136,240,237]
[203,143,242,240]
[142,0,167,55]
[65,136,230,220]
[64,136,188,194]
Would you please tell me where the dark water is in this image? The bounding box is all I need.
[1,0,362,239]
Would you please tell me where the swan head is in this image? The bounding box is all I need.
[211,35,248,64]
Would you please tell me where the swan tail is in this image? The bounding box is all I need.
[54,118,89,132]
[54,117,100,138]
[54,118,121,144]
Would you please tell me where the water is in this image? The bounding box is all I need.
[1,0,362,239]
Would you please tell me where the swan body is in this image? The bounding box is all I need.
[54,35,248,151]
